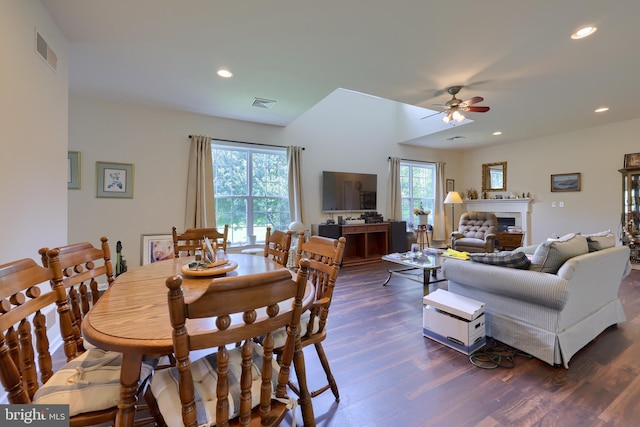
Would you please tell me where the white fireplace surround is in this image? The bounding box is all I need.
[463,199,533,246]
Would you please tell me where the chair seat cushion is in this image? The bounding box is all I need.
[149,344,279,426]
[33,348,153,417]
[270,310,320,348]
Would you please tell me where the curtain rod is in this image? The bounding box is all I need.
[388,157,436,164]
[188,135,304,150]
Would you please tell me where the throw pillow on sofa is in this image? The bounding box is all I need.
[529,233,589,273]
[469,251,531,269]
[584,230,616,252]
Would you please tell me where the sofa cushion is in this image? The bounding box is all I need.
[530,233,589,273]
[469,251,531,269]
[585,230,616,251]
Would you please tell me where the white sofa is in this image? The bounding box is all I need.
[441,234,630,368]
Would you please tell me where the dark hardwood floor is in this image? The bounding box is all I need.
[55,262,640,426]
[283,262,640,427]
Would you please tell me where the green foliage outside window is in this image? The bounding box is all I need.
[212,144,290,244]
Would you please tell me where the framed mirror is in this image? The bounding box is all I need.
[482,162,507,192]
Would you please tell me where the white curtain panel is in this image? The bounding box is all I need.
[386,157,402,221]
[184,135,216,228]
[434,162,447,241]
[287,146,305,226]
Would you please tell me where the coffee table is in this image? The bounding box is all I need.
[382,251,447,295]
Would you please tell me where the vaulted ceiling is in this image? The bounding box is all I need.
[42,0,640,149]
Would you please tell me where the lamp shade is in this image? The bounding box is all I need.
[444,191,463,204]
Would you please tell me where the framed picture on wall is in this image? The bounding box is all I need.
[96,161,134,198]
[141,233,175,265]
[551,172,581,192]
[68,151,81,189]
[446,179,455,192]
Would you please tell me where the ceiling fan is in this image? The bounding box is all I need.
[427,85,490,124]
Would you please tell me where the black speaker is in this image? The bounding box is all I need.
[389,221,409,253]
[317,224,341,239]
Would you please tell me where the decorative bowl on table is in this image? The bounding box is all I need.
[181,259,238,277]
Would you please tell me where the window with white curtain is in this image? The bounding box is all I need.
[211,142,290,245]
[400,161,436,227]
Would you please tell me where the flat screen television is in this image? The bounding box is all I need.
[322,171,377,212]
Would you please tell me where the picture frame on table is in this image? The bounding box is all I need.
[141,233,175,265]
[624,152,640,169]
[446,179,455,192]
[68,151,81,189]
[551,172,581,192]
[96,161,134,198]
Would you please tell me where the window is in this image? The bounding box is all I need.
[400,161,436,227]
[212,142,290,245]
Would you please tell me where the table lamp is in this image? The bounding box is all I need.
[444,191,463,231]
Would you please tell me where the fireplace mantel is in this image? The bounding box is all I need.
[464,199,533,245]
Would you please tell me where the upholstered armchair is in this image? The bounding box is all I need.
[451,211,498,253]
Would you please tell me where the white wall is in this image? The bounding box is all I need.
[0,0,68,263]
[457,119,640,244]
[68,91,462,267]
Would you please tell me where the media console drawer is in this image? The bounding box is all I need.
[342,224,387,234]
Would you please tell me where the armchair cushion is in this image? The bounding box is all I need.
[469,251,531,269]
[530,233,589,274]
[451,212,498,253]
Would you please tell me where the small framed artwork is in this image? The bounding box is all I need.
[446,179,455,192]
[551,172,581,192]
[68,151,81,189]
[141,233,175,265]
[97,161,134,198]
[624,152,640,169]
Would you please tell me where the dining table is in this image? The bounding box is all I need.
[82,253,316,427]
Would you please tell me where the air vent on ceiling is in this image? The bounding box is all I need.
[35,28,58,72]
[446,136,466,141]
[252,98,276,109]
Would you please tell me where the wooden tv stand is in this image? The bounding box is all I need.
[316,223,389,266]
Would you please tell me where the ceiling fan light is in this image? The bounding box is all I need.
[452,110,465,122]
[442,114,451,124]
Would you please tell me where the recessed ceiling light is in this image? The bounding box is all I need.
[594,107,609,113]
[217,68,233,78]
[492,131,502,136]
[571,26,597,40]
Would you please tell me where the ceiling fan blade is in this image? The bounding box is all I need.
[463,96,484,106]
[463,106,490,113]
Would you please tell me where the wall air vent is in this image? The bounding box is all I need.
[446,136,466,141]
[35,29,58,72]
[252,98,276,109]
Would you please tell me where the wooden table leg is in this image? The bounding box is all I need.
[293,334,316,426]
[115,353,143,427]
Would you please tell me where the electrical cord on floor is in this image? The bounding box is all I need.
[469,338,532,369]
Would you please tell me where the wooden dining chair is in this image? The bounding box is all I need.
[172,224,229,257]
[264,226,294,266]
[145,260,311,427]
[38,236,114,359]
[274,233,346,402]
[0,251,152,427]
